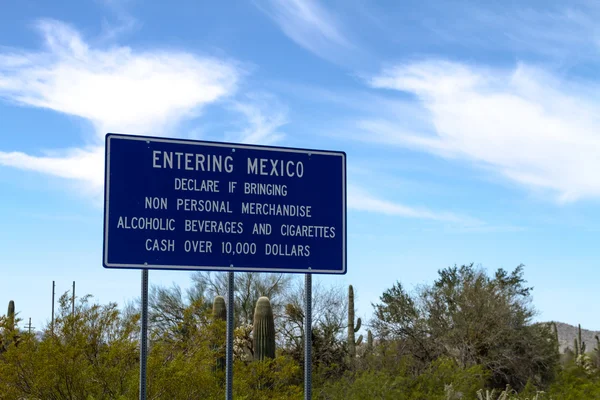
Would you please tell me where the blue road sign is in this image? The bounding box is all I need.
[103,133,346,274]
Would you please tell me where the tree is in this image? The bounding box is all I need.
[148,283,212,342]
[279,279,349,381]
[371,263,559,391]
[191,271,294,326]
[0,292,140,399]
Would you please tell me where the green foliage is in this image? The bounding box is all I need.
[234,355,302,399]
[371,263,560,391]
[520,378,540,398]
[0,292,140,399]
[543,362,600,399]
[149,283,212,343]
[0,267,596,398]
[317,356,488,400]
[146,330,223,399]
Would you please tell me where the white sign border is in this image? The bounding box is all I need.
[103,133,347,275]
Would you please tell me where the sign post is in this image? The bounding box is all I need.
[226,271,234,400]
[140,269,148,400]
[103,133,346,399]
[304,273,312,400]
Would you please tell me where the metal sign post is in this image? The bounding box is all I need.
[304,274,312,400]
[102,133,346,399]
[226,271,234,400]
[140,269,148,400]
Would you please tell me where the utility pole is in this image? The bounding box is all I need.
[72,281,75,315]
[51,280,55,334]
[26,318,35,335]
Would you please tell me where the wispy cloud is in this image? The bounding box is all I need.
[97,0,140,42]
[253,0,354,62]
[0,147,105,199]
[348,184,481,225]
[0,19,241,139]
[224,93,288,145]
[465,3,600,61]
[363,59,600,204]
[343,1,600,70]
[0,19,286,202]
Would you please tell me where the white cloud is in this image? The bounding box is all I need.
[348,184,481,225]
[365,59,600,203]
[0,19,288,200]
[0,146,105,201]
[253,0,353,62]
[96,0,140,42]
[0,19,241,139]
[0,147,104,185]
[224,93,288,145]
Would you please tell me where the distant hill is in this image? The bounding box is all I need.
[542,321,600,354]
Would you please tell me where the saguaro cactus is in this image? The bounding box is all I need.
[367,330,373,351]
[573,323,586,358]
[213,296,227,321]
[551,322,559,352]
[212,296,227,372]
[594,335,600,368]
[7,301,15,330]
[253,296,276,360]
[348,285,362,357]
[2,300,19,350]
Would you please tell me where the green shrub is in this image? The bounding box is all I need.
[316,356,487,400]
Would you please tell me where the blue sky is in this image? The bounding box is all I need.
[2,0,600,333]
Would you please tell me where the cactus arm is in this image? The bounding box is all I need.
[356,335,363,346]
